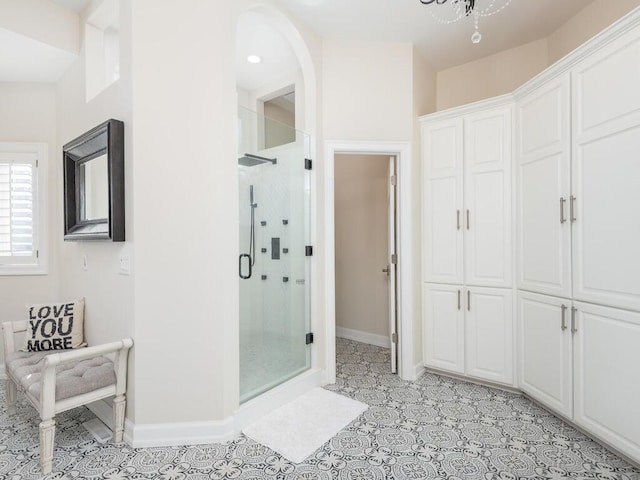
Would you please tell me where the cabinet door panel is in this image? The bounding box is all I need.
[464,108,512,287]
[573,302,640,463]
[518,291,572,418]
[572,29,640,311]
[423,120,463,284]
[573,29,640,138]
[466,287,513,385]
[516,76,571,298]
[423,283,464,374]
[572,125,640,311]
[518,82,565,157]
[518,153,571,296]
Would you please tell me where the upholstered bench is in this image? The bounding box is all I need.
[2,320,133,475]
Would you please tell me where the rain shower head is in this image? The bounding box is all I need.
[238,153,277,167]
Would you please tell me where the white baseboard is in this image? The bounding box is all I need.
[413,362,426,381]
[124,368,322,448]
[124,416,237,448]
[336,327,389,348]
[424,365,520,394]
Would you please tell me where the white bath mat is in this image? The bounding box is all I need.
[242,387,368,463]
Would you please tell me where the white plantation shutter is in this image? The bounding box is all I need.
[0,144,45,272]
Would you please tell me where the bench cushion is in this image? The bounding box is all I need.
[5,350,116,402]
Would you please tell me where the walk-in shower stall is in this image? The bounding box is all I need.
[238,106,311,402]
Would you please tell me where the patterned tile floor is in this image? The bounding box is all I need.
[1,338,639,479]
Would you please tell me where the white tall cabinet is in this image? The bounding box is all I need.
[422,9,640,465]
[422,101,514,387]
[514,17,640,464]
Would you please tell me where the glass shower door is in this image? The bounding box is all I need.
[238,107,311,403]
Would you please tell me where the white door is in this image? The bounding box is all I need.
[423,120,463,285]
[423,283,464,374]
[573,302,640,462]
[571,28,640,312]
[465,286,513,386]
[464,107,512,288]
[517,291,572,418]
[388,156,398,374]
[516,76,572,298]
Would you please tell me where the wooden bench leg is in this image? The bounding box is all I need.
[39,418,56,474]
[113,394,126,443]
[5,378,17,415]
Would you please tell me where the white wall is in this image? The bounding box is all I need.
[129,0,244,425]
[334,154,390,341]
[322,40,413,141]
[547,0,640,64]
[322,40,424,375]
[54,0,135,415]
[412,50,437,366]
[437,39,549,111]
[0,83,58,363]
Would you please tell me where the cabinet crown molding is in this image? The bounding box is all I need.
[514,6,640,100]
[419,94,512,124]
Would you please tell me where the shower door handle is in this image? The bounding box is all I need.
[239,254,252,279]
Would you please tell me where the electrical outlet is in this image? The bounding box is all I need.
[82,255,88,271]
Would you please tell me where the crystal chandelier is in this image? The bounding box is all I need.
[419,0,513,44]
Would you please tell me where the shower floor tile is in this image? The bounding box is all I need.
[240,331,309,402]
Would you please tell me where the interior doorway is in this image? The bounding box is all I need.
[324,140,415,385]
[333,154,399,373]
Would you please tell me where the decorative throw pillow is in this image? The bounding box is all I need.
[23,298,85,352]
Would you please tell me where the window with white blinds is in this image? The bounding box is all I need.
[0,143,47,274]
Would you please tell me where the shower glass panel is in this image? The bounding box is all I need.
[238,106,311,403]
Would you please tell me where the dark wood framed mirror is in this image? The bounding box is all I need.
[63,119,124,241]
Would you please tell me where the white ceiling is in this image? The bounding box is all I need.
[236,11,300,92]
[6,0,595,86]
[275,0,595,70]
[0,27,77,82]
[50,0,90,13]
[0,0,90,82]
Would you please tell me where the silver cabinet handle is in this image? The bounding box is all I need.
[457,289,461,310]
[457,210,460,230]
[466,209,470,230]
[571,306,578,333]
[561,304,568,330]
[560,198,566,224]
[570,195,577,223]
[467,289,471,311]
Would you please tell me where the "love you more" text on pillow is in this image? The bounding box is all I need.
[24,299,85,352]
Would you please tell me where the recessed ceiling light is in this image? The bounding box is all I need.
[247,55,262,64]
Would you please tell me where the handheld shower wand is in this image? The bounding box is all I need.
[239,185,257,280]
